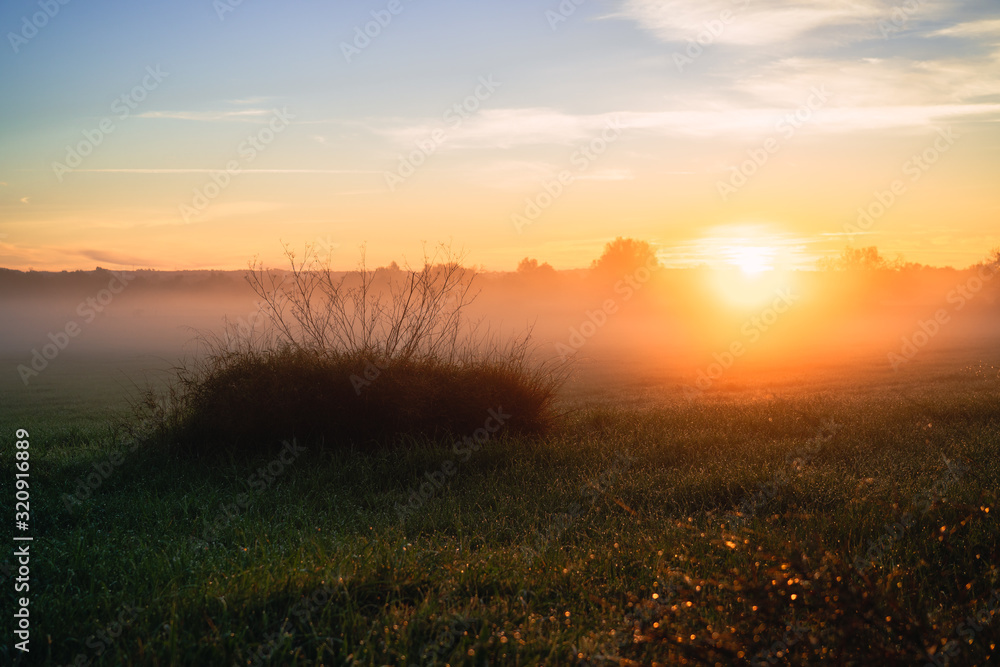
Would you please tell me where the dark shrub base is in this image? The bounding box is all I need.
[170,348,558,455]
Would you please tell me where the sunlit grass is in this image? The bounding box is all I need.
[1,370,998,665]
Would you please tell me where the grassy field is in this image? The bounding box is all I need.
[2,356,999,666]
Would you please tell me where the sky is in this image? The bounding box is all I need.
[0,0,998,272]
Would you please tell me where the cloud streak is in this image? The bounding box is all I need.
[377,102,1000,151]
[77,249,158,267]
[932,18,1000,39]
[614,0,886,46]
[136,109,277,122]
[66,168,380,174]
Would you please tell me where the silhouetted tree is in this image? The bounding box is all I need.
[591,237,658,277]
[818,246,890,271]
[986,248,1000,270]
[517,257,555,274]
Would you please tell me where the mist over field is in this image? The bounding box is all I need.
[3,248,998,403]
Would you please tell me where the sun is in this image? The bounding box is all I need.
[706,238,797,309]
[687,225,804,309]
[727,245,777,276]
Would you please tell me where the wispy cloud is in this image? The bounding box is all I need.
[77,249,157,267]
[68,168,380,174]
[227,97,272,105]
[933,19,1000,39]
[576,168,636,181]
[735,54,1000,108]
[375,108,605,148]
[379,102,1000,150]
[136,109,275,121]
[613,0,889,46]
[821,230,876,237]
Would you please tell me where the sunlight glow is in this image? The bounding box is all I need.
[708,267,798,311]
[727,245,777,275]
[692,227,801,310]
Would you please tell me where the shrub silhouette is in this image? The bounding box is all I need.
[153,244,562,455]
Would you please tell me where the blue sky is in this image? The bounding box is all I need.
[1,0,999,270]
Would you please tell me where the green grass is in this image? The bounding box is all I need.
[2,364,999,665]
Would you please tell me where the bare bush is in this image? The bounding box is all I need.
[143,243,564,454]
[246,243,485,363]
